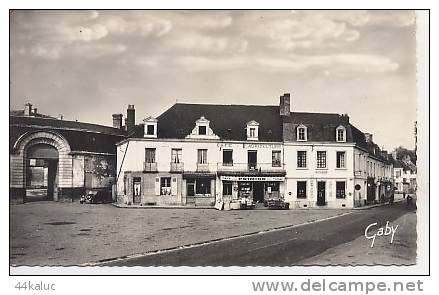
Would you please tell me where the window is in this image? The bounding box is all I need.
[336,126,346,142]
[249,128,256,138]
[223,181,232,195]
[297,126,307,141]
[395,170,401,178]
[197,149,207,164]
[146,124,155,135]
[336,181,346,198]
[336,151,345,168]
[198,126,207,135]
[272,150,281,167]
[223,149,233,165]
[171,148,182,163]
[196,178,211,195]
[297,181,307,199]
[297,151,307,168]
[160,177,171,195]
[145,148,156,163]
[317,151,327,168]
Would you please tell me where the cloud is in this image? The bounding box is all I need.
[167,32,248,53]
[168,53,399,74]
[29,44,62,59]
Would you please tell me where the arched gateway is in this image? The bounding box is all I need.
[10,131,72,202]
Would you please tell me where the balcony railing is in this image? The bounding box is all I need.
[217,162,285,173]
[170,162,184,173]
[196,163,210,172]
[143,162,158,172]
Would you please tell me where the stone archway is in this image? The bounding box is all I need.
[10,131,72,202]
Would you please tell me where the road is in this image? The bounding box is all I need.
[104,202,415,266]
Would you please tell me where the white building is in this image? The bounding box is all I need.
[393,157,417,194]
[115,93,393,209]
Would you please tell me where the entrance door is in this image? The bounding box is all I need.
[133,177,141,204]
[253,182,264,203]
[317,181,326,206]
[186,180,195,205]
[248,151,257,170]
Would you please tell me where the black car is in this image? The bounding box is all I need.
[80,190,111,204]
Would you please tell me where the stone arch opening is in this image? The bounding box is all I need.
[12,131,71,202]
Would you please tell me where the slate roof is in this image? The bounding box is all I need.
[283,112,353,143]
[154,103,283,142]
[10,115,126,154]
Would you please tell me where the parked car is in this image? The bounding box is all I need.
[266,197,290,209]
[80,190,111,204]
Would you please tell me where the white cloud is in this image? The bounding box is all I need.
[168,32,248,53]
[30,44,62,59]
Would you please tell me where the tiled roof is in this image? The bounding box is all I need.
[154,103,283,142]
[10,115,126,154]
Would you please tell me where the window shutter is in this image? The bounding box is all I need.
[155,177,160,196]
[171,177,178,196]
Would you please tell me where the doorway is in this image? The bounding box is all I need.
[317,181,326,206]
[25,143,59,202]
[248,150,257,170]
[253,182,264,203]
[186,179,195,205]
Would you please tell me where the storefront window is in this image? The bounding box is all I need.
[238,182,252,198]
[196,178,211,195]
[265,182,279,192]
[223,181,232,195]
[160,177,171,195]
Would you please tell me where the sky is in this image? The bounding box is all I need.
[10,10,417,150]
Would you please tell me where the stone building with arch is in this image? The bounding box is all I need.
[10,105,127,203]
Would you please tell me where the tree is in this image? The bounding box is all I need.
[393,146,417,165]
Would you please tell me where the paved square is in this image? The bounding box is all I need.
[10,202,348,266]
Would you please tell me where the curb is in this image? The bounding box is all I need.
[352,199,404,210]
[82,211,353,266]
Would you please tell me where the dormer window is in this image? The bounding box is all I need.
[297,125,307,141]
[198,126,207,135]
[143,116,158,138]
[246,120,259,141]
[336,126,346,142]
[186,116,219,140]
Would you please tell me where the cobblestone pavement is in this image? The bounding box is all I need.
[10,202,349,266]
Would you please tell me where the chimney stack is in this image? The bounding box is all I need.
[364,133,373,143]
[126,105,135,132]
[24,103,32,116]
[33,108,38,115]
[112,113,123,129]
[341,113,349,122]
[279,93,291,117]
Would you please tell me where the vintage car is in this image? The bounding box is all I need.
[80,190,111,204]
[265,197,290,209]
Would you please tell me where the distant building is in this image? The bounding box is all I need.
[393,155,417,194]
[9,103,128,203]
[115,93,394,208]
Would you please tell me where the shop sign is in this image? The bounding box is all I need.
[220,176,285,181]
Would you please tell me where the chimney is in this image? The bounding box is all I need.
[58,114,64,120]
[364,133,373,143]
[341,113,349,122]
[112,113,123,129]
[279,93,290,117]
[24,103,32,116]
[33,108,38,115]
[126,105,135,132]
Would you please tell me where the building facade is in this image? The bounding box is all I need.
[116,93,394,209]
[393,158,417,194]
[10,104,127,203]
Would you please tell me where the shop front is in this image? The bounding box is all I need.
[182,173,216,206]
[219,175,285,205]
